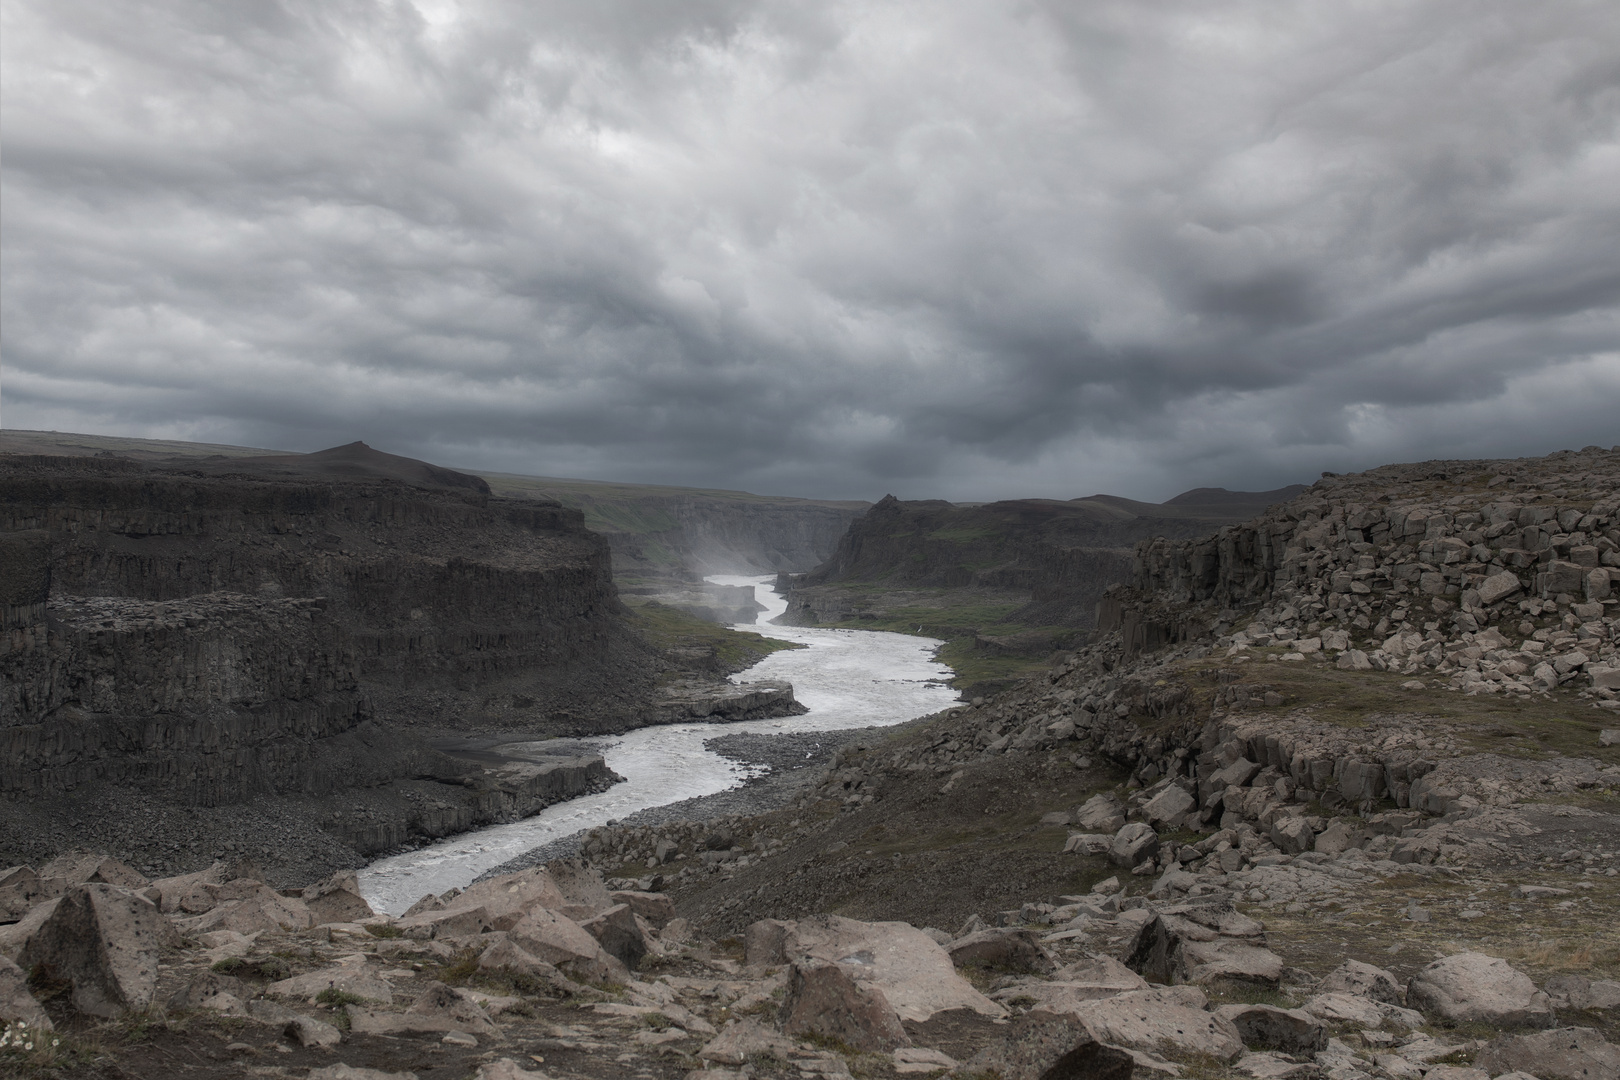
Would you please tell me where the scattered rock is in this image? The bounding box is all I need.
[947,927,1055,974]
[1318,959,1404,1006]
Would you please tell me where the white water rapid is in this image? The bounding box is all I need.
[357,575,956,914]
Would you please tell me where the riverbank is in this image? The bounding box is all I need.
[472,719,933,880]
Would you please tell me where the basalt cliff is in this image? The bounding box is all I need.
[0,442,800,885]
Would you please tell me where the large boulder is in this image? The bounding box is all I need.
[698,1017,799,1066]
[348,979,498,1037]
[780,959,910,1052]
[964,1009,1136,1080]
[1317,959,1403,1006]
[1143,785,1196,830]
[1545,975,1620,1012]
[1126,901,1280,986]
[609,890,675,930]
[1075,794,1127,834]
[1475,1027,1620,1080]
[266,954,394,1003]
[477,936,573,994]
[1407,953,1554,1028]
[1068,990,1245,1062]
[1013,956,1148,1012]
[176,880,314,935]
[0,866,56,923]
[1214,1003,1326,1055]
[1110,823,1160,868]
[576,903,649,970]
[146,863,230,914]
[546,861,615,922]
[0,898,61,961]
[745,914,1004,1022]
[17,884,180,1017]
[505,907,627,982]
[0,954,52,1031]
[39,853,148,890]
[947,927,1055,974]
[302,870,375,925]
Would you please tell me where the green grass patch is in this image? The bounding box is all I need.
[364,923,404,939]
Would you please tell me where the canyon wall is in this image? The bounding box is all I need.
[0,450,654,879]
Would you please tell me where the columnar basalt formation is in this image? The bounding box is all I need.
[0,448,655,878]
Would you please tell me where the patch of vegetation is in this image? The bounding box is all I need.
[433,950,483,986]
[315,988,368,1007]
[364,923,404,939]
[208,956,291,981]
[626,599,803,675]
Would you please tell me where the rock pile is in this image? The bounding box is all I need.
[5,847,1615,1080]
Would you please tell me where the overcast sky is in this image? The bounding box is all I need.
[3,1,1617,502]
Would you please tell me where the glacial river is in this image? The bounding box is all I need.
[357,575,956,914]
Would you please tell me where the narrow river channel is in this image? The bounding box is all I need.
[357,575,956,914]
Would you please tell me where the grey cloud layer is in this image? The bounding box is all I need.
[3,0,1617,500]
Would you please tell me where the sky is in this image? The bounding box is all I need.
[2,1,1618,503]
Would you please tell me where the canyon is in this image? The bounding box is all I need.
[1,445,1617,1080]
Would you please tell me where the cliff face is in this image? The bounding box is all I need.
[792,487,1306,630]
[0,449,653,879]
[1112,447,1620,662]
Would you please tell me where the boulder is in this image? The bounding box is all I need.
[1143,786,1196,830]
[0,953,52,1031]
[1075,794,1127,834]
[0,898,61,961]
[1318,959,1403,1006]
[266,954,394,1003]
[609,890,675,930]
[1407,953,1553,1028]
[476,936,573,995]
[302,870,375,925]
[1302,993,1422,1030]
[546,860,614,922]
[1478,571,1524,605]
[1268,816,1315,856]
[167,971,250,1015]
[1214,1003,1326,1055]
[1014,956,1149,1011]
[1475,1027,1620,1080]
[17,883,180,1018]
[577,903,649,970]
[39,853,147,890]
[348,979,498,1037]
[177,880,314,935]
[1126,902,1279,987]
[947,927,1055,974]
[780,959,910,1052]
[506,907,627,982]
[0,866,55,923]
[1069,990,1245,1062]
[744,914,1004,1022]
[146,863,230,914]
[1545,975,1620,1012]
[1313,821,1366,855]
[964,1009,1136,1080]
[1110,823,1160,868]
[697,1017,799,1065]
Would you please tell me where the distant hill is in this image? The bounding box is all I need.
[0,431,866,577]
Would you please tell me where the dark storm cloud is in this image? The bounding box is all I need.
[3,0,1617,501]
